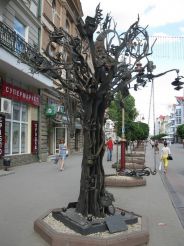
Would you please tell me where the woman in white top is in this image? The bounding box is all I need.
[161,141,171,174]
[58,138,67,171]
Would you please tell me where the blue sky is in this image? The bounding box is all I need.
[80,0,184,130]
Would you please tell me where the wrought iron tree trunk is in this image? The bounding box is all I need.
[76,93,108,216]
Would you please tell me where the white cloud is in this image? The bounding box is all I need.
[80,0,184,129]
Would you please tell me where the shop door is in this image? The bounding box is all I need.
[54,127,66,154]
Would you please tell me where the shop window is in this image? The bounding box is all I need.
[13,102,20,121]
[5,121,11,155]
[21,124,28,153]
[12,122,20,154]
[5,102,28,155]
[22,104,28,122]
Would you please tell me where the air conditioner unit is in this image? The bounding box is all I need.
[1,98,12,114]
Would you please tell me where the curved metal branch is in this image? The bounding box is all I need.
[150,69,179,79]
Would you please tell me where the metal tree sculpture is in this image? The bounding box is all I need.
[20,5,178,218]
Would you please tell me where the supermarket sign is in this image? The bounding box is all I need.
[1,81,40,106]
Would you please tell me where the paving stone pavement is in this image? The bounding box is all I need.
[0,145,184,246]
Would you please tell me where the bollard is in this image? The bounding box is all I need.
[3,158,11,171]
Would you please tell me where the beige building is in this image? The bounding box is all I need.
[39,0,84,160]
[0,0,53,168]
[0,0,84,168]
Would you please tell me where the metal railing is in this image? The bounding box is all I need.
[0,21,38,59]
[0,21,55,77]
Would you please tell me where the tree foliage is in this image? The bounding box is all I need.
[126,121,149,141]
[151,133,167,140]
[108,92,138,137]
[177,124,184,139]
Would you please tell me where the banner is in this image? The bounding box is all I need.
[0,114,5,157]
[31,121,38,154]
[1,81,40,106]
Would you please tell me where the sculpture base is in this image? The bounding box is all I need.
[105,175,146,187]
[34,207,149,246]
[52,205,137,235]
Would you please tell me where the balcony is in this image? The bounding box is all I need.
[0,21,38,57]
[0,21,52,88]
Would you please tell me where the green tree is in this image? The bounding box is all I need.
[108,93,138,137]
[126,121,149,141]
[177,124,184,139]
[151,133,167,140]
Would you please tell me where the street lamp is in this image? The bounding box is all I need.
[171,74,184,90]
[133,62,183,92]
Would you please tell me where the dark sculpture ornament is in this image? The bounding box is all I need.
[19,4,182,234]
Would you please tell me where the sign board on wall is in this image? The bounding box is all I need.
[0,114,5,157]
[1,81,40,106]
[31,121,38,154]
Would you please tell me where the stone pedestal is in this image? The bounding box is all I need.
[105,175,146,187]
[34,209,149,246]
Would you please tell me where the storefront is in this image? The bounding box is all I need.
[44,92,83,156]
[0,80,40,165]
[44,92,68,156]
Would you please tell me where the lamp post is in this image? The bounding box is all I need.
[120,100,126,171]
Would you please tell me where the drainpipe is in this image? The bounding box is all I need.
[38,0,42,51]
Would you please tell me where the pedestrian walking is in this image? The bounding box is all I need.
[160,141,171,174]
[106,137,113,161]
[58,138,67,171]
[150,139,154,148]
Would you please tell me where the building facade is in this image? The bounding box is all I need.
[0,0,84,168]
[40,0,84,160]
[155,115,170,135]
[104,119,117,142]
[0,0,53,168]
[169,97,184,142]
[156,97,184,143]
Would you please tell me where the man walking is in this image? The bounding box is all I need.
[106,137,114,161]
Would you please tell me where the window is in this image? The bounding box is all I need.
[23,0,31,8]
[5,121,11,155]
[176,117,181,125]
[5,102,28,155]
[176,109,181,116]
[30,1,38,17]
[14,18,26,38]
[13,17,27,52]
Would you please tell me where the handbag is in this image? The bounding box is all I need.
[159,161,163,171]
[53,155,59,164]
[167,154,173,160]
